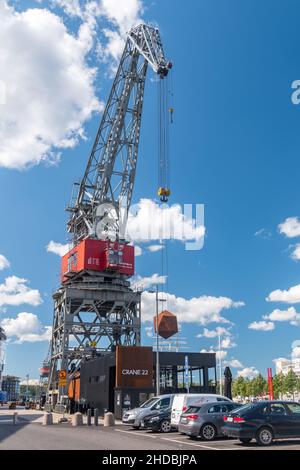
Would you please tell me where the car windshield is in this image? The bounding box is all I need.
[140,398,158,408]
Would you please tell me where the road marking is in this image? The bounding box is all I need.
[114,429,157,439]
[161,437,240,450]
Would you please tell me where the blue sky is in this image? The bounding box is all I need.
[1,0,300,381]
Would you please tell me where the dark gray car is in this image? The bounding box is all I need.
[178,401,240,441]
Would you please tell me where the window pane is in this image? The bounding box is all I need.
[269,404,286,414]
[186,406,201,414]
[286,403,300,414]
[160,398,170,408]
[208,405,220,413]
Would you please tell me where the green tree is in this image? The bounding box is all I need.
[273,372,285,399]
[232,377,247,397]
[284,369,298,398]
[244,378,253,397]
[20,385,39,399]
[251,374,267,397]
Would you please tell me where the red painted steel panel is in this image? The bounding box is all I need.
[61,239,134,282]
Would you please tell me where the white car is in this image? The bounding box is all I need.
[171,393,232,428]
[122,394,175,429]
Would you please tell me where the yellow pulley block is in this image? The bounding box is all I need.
[157,187,171,202]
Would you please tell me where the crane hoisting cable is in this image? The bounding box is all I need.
[157,71,173,203]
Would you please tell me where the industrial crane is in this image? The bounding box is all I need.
[47,23,171,405]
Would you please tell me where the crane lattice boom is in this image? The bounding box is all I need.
[67,23,171,245]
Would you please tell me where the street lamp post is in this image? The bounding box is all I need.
[147,286,166,396]
[218,332,222,395]
[156,285,160,396]
[26,374,29,404]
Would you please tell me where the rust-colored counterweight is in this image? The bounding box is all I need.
[153,310,178,339]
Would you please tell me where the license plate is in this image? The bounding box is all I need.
[227,417,233,422]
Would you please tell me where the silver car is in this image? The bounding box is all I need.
[178,401,240,441]
[122,395,175,429]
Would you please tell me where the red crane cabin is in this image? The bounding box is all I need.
[61,239,134,283]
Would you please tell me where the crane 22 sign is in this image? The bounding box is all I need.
[116,346,153,388]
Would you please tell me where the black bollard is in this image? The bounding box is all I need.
[94,408,99,426]
[87,408,92,426]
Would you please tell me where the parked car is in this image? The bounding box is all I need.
[178,401,240,440]
[142,408,173,433]
[223,400,300,446]
[8,402,16,409]
[122,394,175,429]
[171,393,233,429]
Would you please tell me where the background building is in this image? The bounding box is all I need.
[275,358,300,378]
[2,375,21,401]
[0,327,6,390]
[64,346,216,418]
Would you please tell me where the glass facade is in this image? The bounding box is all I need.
[1,376,20,401]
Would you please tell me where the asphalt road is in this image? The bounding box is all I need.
[1,420,300,450]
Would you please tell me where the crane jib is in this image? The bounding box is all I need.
[67,23,172,247]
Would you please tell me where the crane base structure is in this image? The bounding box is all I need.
[47,272,141,406]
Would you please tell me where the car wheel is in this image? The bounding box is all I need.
[160,419,171,433]
[200,423,217,441]
[256,427,273,446]
[239,438,252,444]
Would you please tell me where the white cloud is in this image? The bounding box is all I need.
[215,349,227,361]
[127,199,205,243]
[147,244,164,252]
[221,336,237,349]
[292,346,300,359]
[0,1,100,169]
[254,228,271,239]
[51,0,83,18]
[132,273,166,290]
[0,312,51,343]
[142,291,244,324]
[226,359,243,369]
[263,307,300,326]
[200,348,227,361]
[267,283,300,304]
[197,327,236,348]
[100,0,143,34]
[278,217,300,238]
[238,367,259,379]
[0,255,10,270]
[291,244,300,261]
[248,320,275,331]
[89,0,143,67]
[0,276,42,308]
[47,241,70,257]
[197,327,231,339]
[134,245,143,257]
